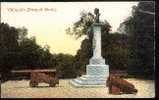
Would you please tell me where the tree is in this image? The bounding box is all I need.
[55,54,76,78]
[103,32,129,70]
[0,23,57,81]
[119,2,155,79]
[17,29,56,69]
[0,23,19,81]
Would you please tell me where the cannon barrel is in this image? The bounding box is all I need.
[11,69,56,73]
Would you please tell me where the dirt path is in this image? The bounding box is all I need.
[1,78,155,98]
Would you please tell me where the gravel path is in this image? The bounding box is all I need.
[1,78,155,98]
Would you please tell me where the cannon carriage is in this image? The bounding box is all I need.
[11,69,59,87]
[107,74,138,94]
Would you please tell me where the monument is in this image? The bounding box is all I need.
[70,8,109,87]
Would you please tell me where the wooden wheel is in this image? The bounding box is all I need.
[49,80,56,87]
[30,81,38,87]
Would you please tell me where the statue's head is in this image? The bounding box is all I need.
[94,8,99,15]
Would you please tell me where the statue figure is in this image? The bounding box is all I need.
[94,8,100,23]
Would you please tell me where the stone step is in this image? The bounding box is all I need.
[78,76,106,82]
[70,80,106,87]
[72,78,106,85]
[82,75,107,80]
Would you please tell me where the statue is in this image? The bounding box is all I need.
[94,8,100,23]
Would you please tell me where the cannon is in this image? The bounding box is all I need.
[106,74,138,94]
[11,69,59,87]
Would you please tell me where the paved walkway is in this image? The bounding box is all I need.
[1,78,155,98]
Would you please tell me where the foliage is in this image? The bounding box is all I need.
[103,33,129,70]
[55,54,76,78]
[66,11,111,40]
[0,23,19,81]
[119,2,155,79]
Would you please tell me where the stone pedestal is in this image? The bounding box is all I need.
[70,23,109,87]
[70,64,109,87]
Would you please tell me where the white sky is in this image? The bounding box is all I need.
[1,2,138,55]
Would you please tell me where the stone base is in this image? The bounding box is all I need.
[86,64,109,76]
[70,64,109,87]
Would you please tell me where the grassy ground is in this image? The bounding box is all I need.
[1,78,155,98]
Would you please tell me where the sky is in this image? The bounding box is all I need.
[1,2,138,55]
